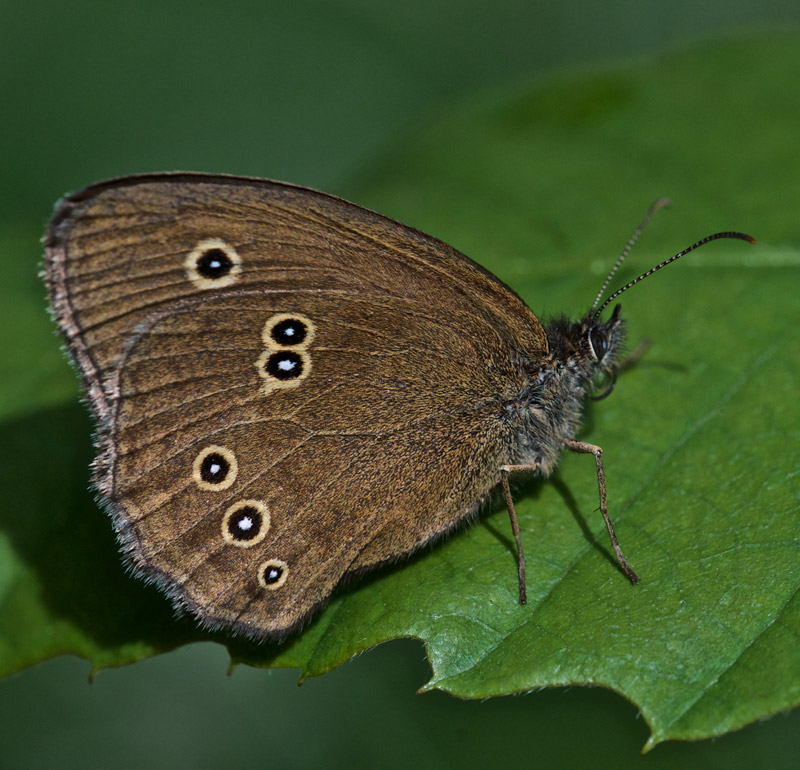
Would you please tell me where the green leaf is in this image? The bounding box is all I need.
[2,33,798,748]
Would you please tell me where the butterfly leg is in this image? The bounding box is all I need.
[562,439,640,584]
[500,465,535,605]
[620,337,651,369]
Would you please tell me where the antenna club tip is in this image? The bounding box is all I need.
[710,231,756,246]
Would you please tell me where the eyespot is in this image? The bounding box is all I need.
[256,313,315,395]
[192,445,238,491]
[185,238,242,289]
[589,328,609,361]
[256,349,311,392]
[266,351,304,379]
[262,313,316,348]
[258,559,289,590]
[222,500,270,547]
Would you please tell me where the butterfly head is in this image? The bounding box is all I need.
[556,224,756,401]
[542,302,625,401]
[582,302,625,399]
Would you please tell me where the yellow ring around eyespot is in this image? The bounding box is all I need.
[261,312,316,349]
[185,238,242,289]
[255,348,312,394]
[221,500,270,548]
[192,445,238,491]
[258,559,289,590]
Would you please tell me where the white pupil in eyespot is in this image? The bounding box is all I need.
[209,462,221,475]
[277,358,296,371]
[238,516,253,531]
[284,327,295,336]
[209,258,221,269]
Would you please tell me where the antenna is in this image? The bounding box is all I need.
[590,197,672,315]
[593,231,756,319]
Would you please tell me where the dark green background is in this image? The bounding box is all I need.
[2,1,799,768]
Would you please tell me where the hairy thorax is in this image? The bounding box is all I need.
[505,307,625,477]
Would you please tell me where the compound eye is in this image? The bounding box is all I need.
[589,328,609,361]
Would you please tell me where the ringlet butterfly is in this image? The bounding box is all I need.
[44,173,753,642]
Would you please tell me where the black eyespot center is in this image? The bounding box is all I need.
[227,505,264,542]
[257,558,288,588]
[271,317,308,346]
[200,452,230,484]
[262,563,283,584]
[196,248,233,279]
[266,351,304,380]
[194,445,238,491]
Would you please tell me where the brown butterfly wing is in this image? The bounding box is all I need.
[45,174,548,640]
